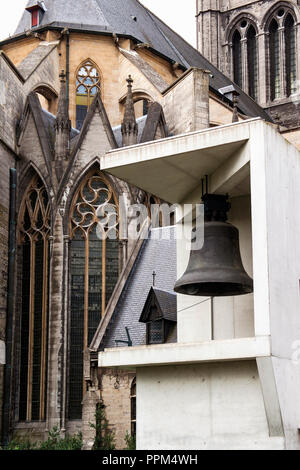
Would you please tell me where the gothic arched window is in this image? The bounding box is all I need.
[267,7,297,101]
[247,25,258,100]
[285,14,296,97]
[269,19,280,101]
[231,21,258,99]
[18,174,50,422]
[232,30,242,88]
[68,170,119,419]
[76,60,101,130]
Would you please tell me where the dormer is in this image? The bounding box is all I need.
[26,1,46,28]
[139,288,177,345]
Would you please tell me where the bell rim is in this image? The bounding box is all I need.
[174,281,253,297]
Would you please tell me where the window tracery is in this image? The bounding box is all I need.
[18,174,50,422]
[76,60,101,130]
[68,170,119,419]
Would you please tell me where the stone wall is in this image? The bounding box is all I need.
[0,139,16,440]
[163,68,210,136]
[100,368,135,450]
[0,54,24,150]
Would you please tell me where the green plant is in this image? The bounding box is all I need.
[39,427,83,450]
[90,402,116,450]
[3,439,37,450]
[3,427,82,451]
[124,431,136,450]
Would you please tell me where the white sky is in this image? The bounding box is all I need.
[0,0,196,46]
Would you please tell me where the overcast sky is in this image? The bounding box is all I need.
[0,1,196,46]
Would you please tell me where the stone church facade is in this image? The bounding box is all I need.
[0,0,299,450]
[196,0,300,147]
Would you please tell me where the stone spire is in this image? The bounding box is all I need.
[54,70,71,169]
[121,75,138,147]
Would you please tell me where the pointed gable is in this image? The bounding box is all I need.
[71,92,117,160]
[140,102,168,143]
[139,287,177,323]
[18,92,54,187]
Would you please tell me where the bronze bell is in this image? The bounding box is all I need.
[174,194,253,297]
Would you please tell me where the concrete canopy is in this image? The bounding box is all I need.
[101,119,255,204]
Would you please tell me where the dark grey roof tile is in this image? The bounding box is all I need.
[14,1,271,121]
[101,226,177,350]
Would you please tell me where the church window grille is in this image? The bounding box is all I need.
[232,30,242,88]
[269,19,280,101]
[18,175,50,422]
[76,61,101,130]
[285,14,297,97]
[68,171,119,420]
[247,25,258,100]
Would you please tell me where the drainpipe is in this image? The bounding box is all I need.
[1,168,17,447]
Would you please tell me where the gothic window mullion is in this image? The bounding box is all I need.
[278,26,286,98]
[102,237,106,317]
[39,234,49,421]
[83,233,89,351]
[241,37,248,94]
[27,236,36,421]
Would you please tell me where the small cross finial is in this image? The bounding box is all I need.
[59,70,66,82]
[152,270,156,287]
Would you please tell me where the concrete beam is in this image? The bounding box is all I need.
[256,357,284,437]
[101,119,257,203]
[98,336,271,369]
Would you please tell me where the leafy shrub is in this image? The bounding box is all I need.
[124,431,136,450]
[3,439,37,450]
[39,427,83,450]
[90,401,116,450]
[3,427,82,451]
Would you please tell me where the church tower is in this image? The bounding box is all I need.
[196,1,222,70]
[196,1,300,130]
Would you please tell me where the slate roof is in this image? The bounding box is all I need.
[153,288,177,322]
[112,115,147,147]
[100,226,177,350]
[13,0,271,121]
[139,287,177,323]
[41,108,79,146]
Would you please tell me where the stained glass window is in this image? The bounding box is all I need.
[269,19,280,100]
[18,175,50,422]
[233,30,242,88]
[285,14,297,97]
[68,171,119,420]
[247,26,258,100]
[76,60,101,130]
